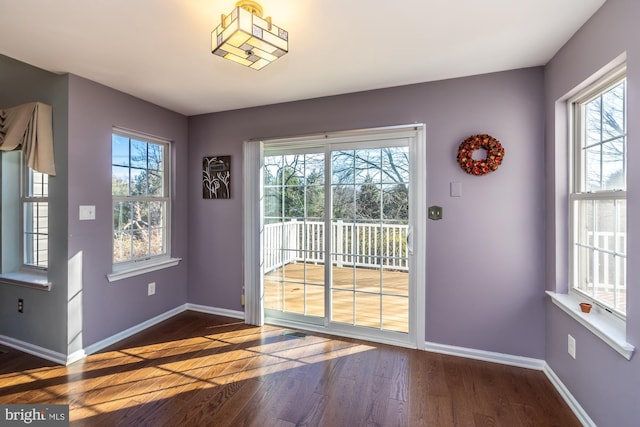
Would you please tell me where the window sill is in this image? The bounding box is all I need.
[546,291,634,360]
[0,271,51,291]
[107,257,182,283]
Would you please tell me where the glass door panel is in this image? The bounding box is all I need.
[263,152,326,321]
[330,146,409,333]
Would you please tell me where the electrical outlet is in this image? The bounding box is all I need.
[18,298,24,313]
[148,282,156,296]
[568,334,576,359]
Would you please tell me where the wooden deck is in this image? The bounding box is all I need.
[0,311,582,426]
[265,263,409,333]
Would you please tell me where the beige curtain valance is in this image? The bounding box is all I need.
[0,101,55,176]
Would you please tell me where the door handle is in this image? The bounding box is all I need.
[407,225,413,255]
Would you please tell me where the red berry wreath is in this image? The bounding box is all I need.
[457,134,504,176]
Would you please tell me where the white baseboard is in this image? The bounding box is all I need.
[0,304,244,365]
[424,341,592,426]
[424,341,546,370]
[82,304,244,358]
[0,307,190,366]
[186,303,245,320]
[0,335,67,365]
[66,349,87,365]
[76,304,244,361]
[82,304,188,357]
[543,363,596,427]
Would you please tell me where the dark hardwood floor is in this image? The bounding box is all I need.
[0,311,580,426]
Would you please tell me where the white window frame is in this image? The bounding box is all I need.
[0,151,51,290]
[21,157,49,270]
[569,65,627,319]
[107,128,180,282]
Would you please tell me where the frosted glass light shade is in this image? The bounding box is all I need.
[211,3,288,70]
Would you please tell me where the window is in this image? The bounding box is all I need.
[0,150,50,287]
[570,67,626,317]
[22,163,48,269]
[0,151,52,293]
[111,129,170,269]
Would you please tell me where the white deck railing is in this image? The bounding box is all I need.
[264,220,408,273]
[578,231,627,291]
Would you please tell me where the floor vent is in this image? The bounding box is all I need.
[281,330,308,339]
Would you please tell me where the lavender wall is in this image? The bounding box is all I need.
[188,67,546,359]
[67,75,189,347]
[544,0,640,425]
[0,55,69,354]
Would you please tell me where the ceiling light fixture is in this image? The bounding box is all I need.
[211,0,288,70]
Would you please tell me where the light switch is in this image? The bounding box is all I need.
[450,182,462,197]
[79,205,96,220]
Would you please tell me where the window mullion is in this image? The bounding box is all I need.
[590,200,596,299]
[599,94,604,190]
[570,191,626,201]
[610,201,616,308]
[623,81,627,188]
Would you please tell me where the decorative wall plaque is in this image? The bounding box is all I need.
[203,156,231,199]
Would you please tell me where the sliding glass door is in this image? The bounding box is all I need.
[257,126,424,347]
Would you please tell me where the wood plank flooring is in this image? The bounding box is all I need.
[0,311,580,426]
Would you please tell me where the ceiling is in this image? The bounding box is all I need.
[0,0,605,116]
